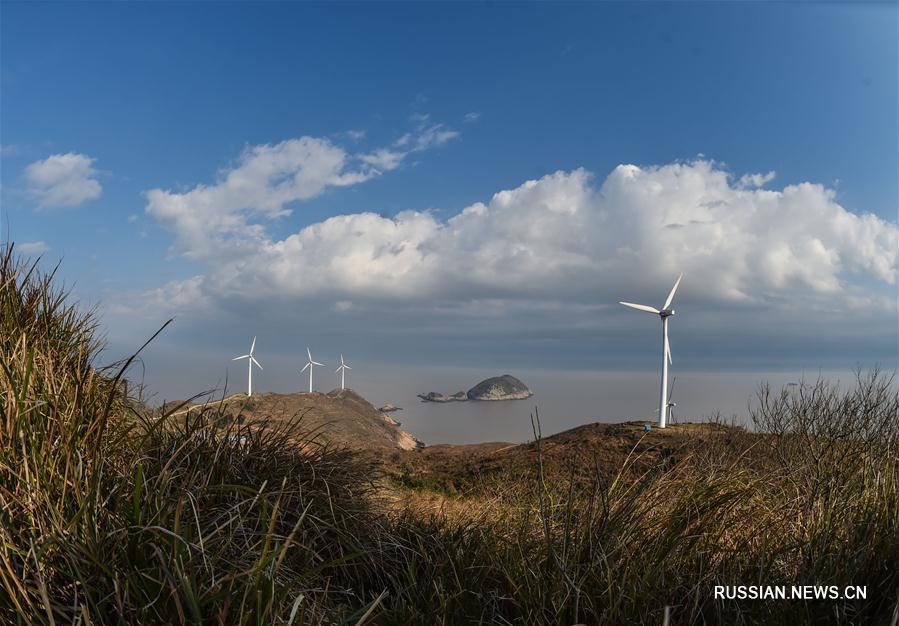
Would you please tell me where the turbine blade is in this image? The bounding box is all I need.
[307,347,312,361]
[251,356,262,369]
[232,355,250,360]
[663,273,683,309]
[312,361,324,366]
[335,366,342,373]
[250,336,256,353]
[301,363,310,372]
[619,301,660,314]
[344,365,352,370]
[340,354,345,365]
[665,335,672,365]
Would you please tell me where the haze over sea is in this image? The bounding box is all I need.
[137,361,862,445]
[315,366,868,445]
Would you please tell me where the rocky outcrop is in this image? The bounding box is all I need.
[417,391,468,403]
[467,375,533,401]
[418,375,533,403]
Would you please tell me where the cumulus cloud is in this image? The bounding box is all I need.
[145,159,898,313]
[25,153,102,208]
[146,137,363,258]
[17,241,49,255]
[146,121,458,259]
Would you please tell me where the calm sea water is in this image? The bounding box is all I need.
[339,366,852,445]
[135,353,862,445]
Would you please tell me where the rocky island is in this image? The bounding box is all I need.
[418,375,533,403]
[417,391,468,403]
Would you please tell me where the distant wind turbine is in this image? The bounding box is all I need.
[666,376,677,425]
[232,336,262,397]
[335,354,352,390]
[301,347,325,393]
[620,273,683,429]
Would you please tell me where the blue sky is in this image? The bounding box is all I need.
[1,1,896,398]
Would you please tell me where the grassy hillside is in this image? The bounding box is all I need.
[2,245,898,624]
[385,421,739,495]
[168,388,421,452]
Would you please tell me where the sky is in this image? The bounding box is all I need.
[1,1,897,402]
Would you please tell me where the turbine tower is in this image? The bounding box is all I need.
[335,354,352,390]
[232,336,263,397]
[301,347,325,393]
[619,274,683,429]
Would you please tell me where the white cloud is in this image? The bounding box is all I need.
[145,137,363,258]
[463,112,481,123]
[395,112,459,152]
[395,124,458,152]
[25,153,102,208]
[147,121,459,259]
[17,241,49,255]
[359,148,405,172]
[737,171,776,188]
[145,159,898,311]
[359,122,457,173]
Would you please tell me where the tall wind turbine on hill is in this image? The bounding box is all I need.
[232,336,262,397]
[620,274,683,429]
[335,354,352,390]
[301,347,325,393]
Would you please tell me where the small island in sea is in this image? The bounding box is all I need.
[418,374,533,402]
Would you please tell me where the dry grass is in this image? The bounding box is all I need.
[0,246,387,624]
[1,243,897,624]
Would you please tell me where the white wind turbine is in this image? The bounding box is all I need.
[620,274,683,429]
[232,336,262,397]
[335,354,352,390]
[301,347,325,393]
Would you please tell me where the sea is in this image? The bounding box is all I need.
[136,354,867,446]
[336,365,854,445]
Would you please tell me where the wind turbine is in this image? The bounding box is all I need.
[335,354,352,390]
[301,347,325,393]
[666,376,677,425]
[232,336,262,397]
[620,274,683,429]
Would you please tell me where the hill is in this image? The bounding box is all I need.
[467,374,533,400]
[7,245,898,625]
[386,420,742,495]
[171,388,422,451]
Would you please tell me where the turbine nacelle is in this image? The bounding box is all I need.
[660,308,675,318]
